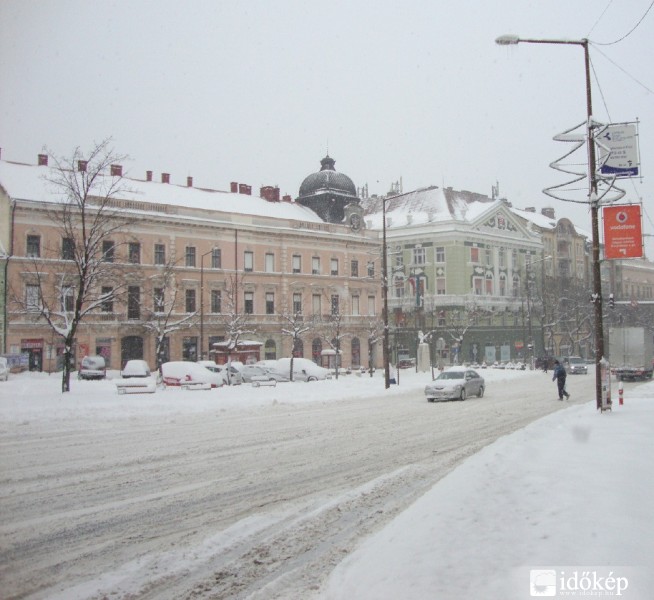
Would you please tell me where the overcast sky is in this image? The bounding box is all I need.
[1,0,652,255]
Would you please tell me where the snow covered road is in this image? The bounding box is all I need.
[0,369,597,599]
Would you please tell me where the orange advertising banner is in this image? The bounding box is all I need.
[603,205,643,259]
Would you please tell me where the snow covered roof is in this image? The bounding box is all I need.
[360,186,500,230]
[0,159,324,224]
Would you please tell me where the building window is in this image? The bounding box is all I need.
[186,246,196,267]
[265,253,274,273]
[128,242,141,264]
[330,258,339,276]
[499,248,505,268]
[244,251,254,272]
[367,261,375,278]
[211,248,221,269]
[26,235,40,258]
[394,274,405,298]
[470,247,480,263]
[293,292,302,314]
[61,286,75,312]
[26,284,41,312]
[331,294,339,315]
[182,337,198,361]
[413,246,425,265]
[266,292,274,314]
[154,243,166,265]
[312,293,321,315]
[62,237,75,260]
[499,274,507,296]
[435,246,445,263]
[211,290,221,313]
[154,288,165,313]
[244,291,254,314]
[485,247,492,265]
[485,276,493,295]
[351,260,359,277]
[438,311,446,327]
[395,247,404,268]
[185,289,196,313]
[436,278,446,295]
[512,249,518,268]
[292,255,301,274]
[367,295,376,316]
[352,294,360,316]
[102,240,115,262]
[312,257,321,275]
[127,286,140,319]
[101,286,113,312]
[473,277,483,295]
[264,339,277,361]
[512,275,520,297]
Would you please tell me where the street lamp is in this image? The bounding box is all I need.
[199,248,217,360]
[496,34,605,409]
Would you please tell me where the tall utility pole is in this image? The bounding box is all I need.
[496,35,605,409]
[382,197,391,388]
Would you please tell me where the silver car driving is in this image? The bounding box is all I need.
[425,367,485,402]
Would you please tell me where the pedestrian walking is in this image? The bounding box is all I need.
[552,359,570,400]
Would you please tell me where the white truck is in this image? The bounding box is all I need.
[608,326,654,382]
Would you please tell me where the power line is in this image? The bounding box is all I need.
[593,0,654,45]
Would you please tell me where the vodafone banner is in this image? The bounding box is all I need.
[603,205,643,260]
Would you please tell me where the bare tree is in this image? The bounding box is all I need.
[11,141,133,392]
[314,292,349,379]
[280,309,311,382]
[365,318,384,377]
[140,256,197,369]
[213,274,257,382]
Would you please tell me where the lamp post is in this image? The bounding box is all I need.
[382,197,391,388]
[199,248,216,360]
[496,34,605,409]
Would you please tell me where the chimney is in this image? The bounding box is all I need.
[239,183,248,194]
[260,185,276,201]
[161,173,170,184]
[187,176,193,187]
[245,185,252,195]
[230,181,238,193]
[38,153,48,166]
[78,160,88,172]
[274,186,280,202]
[110,164,122,177]
[146,170,153,182]
[541,207,555,219]
[282,194,292,202]
[525,207,536,213]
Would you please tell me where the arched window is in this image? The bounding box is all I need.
[499,273,507,296]
[121,335,143,368]
[293,339,304,358]
[512,275,520,297]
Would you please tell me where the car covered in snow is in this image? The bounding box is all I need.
[274,358,332,382]
[121,360,151,379]
[161,361,222,388]
[78,355,106,380]
[424,367,485,402]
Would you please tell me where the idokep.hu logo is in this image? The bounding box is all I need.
[530,568,629,597]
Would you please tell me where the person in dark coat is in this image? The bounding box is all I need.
[552,360,570,400]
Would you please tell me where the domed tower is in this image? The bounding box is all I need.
[297,155,362,228]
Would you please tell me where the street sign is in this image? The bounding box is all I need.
[603,205,643,260]
[597,123,640,178]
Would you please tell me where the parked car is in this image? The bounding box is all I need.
[238,364,277,383]
[563,356,588,375]
[425,367,485,402]
[121,360,151,378]
[275,358,332,381]
[161,361,221,388]
[78,355,107,380]
[212,363,243,385]
[0,356,9,382]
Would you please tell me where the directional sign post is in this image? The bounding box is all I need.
[598,123,640,178]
